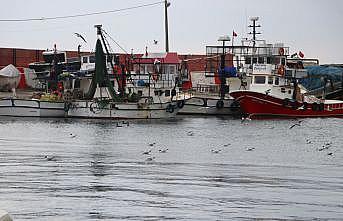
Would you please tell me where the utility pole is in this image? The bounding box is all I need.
[164,0,170,53]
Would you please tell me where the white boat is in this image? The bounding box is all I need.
[0,63,66,118]
[65,25,188,119]
[0,98,65,117]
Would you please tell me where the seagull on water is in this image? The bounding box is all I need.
[148,142,156,147]
[246,147,255,151]
[159,148,168,153]
[211,149,222,154]
[44,155,56,161]
[69,133,77,138]
[145,156,156,162]
[142,149,152,155]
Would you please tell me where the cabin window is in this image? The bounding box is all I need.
[268,76,273,84]
[274,57,280,65]
[288,90,292,94]
[165,90,170,97]
[258,57,264,64]
[252,57,258,64]
[281,88,285,93]
[82,57,88,63]
[147,64,154,74]
[267,57,272,64]
[74,79,81,89]
[275,77,280,85]
[169,65,176,75]
[154,90,159,96]
[254,76,266,84]
[245,57,251,64]
[138,90,143,96]
[89,56,96,63]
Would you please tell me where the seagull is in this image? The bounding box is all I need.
[145,156,156,162]
[241,116,252,123]
[265,89,271,95]
[69,133,77,138]
[142,149,152,155]
[289,120,303,129]
[211,149,222,154]
[159,148,168,153]
[246,147,255,151]
[74,32,87,43]
[318,145,330,151]
[306,139,312,144]
[223,143,231,147]
[187,131,194,136]
[153,40,158,45]
[327,152,333,156]
[148,142,156,147]
[44,155,56,161]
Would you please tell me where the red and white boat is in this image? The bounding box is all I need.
[230,90,343,118]
[229,17,343,118]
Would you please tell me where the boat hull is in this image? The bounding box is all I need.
[178,97,240,115]
[67,100,180,119]
[230,91,343,118]
[0,99,66,117]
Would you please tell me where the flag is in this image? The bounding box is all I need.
[299,51,304,58]
[233,31,238,37]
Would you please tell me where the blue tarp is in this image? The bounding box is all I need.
[218,66,237,77]
[299,66,343,90]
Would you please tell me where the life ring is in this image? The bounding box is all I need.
[177,100,185,109]
[216,100,224,109]
[166,104,175,113]
[279,47,285,56]
[278,65,285,76]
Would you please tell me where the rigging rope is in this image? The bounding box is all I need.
[0,1,164,22]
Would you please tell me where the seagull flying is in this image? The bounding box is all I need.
[74,32,87,43]
[153,40,158,45]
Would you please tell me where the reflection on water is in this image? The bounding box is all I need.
[0,117,342,220]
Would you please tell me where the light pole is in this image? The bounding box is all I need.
[164,0,171,53]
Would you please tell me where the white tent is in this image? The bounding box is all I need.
[0,64,20,91]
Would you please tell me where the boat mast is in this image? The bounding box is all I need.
[94,24,123,96]
[249,17,261,48]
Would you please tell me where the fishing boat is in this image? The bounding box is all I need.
[65,25,187,119]
[178,37,241,115]
[228,17,343,118]
[0,63,66,118]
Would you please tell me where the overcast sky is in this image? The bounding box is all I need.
[1,0,342,63]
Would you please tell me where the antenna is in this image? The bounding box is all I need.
[248,17,261,48]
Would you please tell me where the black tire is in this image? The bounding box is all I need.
[177,100,185,109]
[166,104,175,113]
[230,100,240,109]
[216,100,224,109]
[64,102,71,112]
